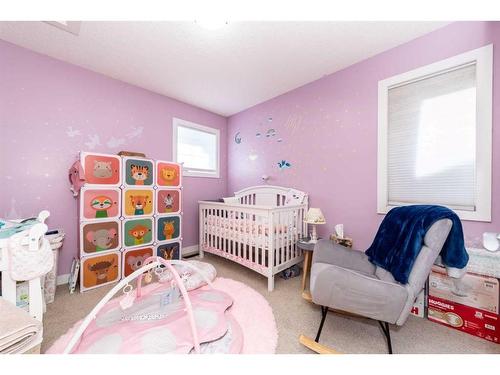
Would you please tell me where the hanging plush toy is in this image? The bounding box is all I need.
[68,160,86,197]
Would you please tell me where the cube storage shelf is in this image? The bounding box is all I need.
[77,152,183,292]
[122,246,155,278]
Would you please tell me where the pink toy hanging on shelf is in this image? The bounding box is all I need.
[68,160,86,197]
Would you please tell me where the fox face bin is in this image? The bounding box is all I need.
[86,228,117,252]
[128,224,151,246]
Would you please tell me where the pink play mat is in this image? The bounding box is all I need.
[47,277,277,354]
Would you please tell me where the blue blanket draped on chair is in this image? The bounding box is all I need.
[365,205,469,284]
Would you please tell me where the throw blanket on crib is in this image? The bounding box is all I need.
[365,205,469,284]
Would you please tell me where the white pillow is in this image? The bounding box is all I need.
[284,189,306,205]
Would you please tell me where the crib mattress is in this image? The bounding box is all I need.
[205,216,291,236]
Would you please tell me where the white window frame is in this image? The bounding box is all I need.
[377,44,493,222]
[172,117,220,178]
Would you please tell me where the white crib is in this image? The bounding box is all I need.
[199,186,308,291]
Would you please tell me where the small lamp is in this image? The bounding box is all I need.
[304,208,326,243]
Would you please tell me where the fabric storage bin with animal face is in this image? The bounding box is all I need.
[156,242,181,261]
[122,188,154,218]
[122,157,154,187]
[81,252,121,292]
[80,219,121,256]
[156,189,181,215]
[122,217,154,248]
[156,161,181,187]
[156,215,181,243]
[81,152,121,186]
[122,247,154,277]
[80,187,121,220]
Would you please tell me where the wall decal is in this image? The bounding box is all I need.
[126,126,144,139]
[277,160,291,170]
[266,129,276,138]
[284,114,303,135]
[234,132,242,144]
[66,126,82,137]
[85,134,101,150]
[106,136,126,148]
[277,138,283,143]
[256,132,261,137]
[268,117,273,122]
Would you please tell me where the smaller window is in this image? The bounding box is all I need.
[173,118,220,178]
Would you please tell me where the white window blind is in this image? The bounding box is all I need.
[387,64,477,211]
[377,44,493,222]
[173,118,220,178]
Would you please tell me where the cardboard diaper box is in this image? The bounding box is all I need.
[427,265,500,344]
[410,288,427,318]
[428,295,499,344]
[429,265,499,314]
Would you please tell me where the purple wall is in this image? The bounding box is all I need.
[1,21,498,276]
[228,21,500,250]
[0,40,228,275]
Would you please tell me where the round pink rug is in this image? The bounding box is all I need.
[46,277,277,354]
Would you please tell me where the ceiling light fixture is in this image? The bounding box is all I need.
[194,19,229,31]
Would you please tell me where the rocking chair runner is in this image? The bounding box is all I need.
[300,218,453,354]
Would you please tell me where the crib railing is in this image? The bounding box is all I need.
[199,201,307,290]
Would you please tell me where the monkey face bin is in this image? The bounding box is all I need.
[47,258,244,354]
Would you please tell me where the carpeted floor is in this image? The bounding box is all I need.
[42,253,500,354]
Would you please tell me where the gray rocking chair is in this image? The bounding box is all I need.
[301,219,452,354]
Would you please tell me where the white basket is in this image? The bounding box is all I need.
[43,230,65,304]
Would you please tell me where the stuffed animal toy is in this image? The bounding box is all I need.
[68,161,86,197]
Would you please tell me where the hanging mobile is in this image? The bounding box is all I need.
[119,284,135,310]
[144,269,153,284]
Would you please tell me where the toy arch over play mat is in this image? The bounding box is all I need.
[59,257,244,354]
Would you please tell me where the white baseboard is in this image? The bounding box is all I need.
[56,274,70,286]
[55,244,200,285]
[182,244,200,257]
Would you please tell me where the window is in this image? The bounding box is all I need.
[173,118,220,178]
[377,45,493,221]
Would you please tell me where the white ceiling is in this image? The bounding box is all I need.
[0,21,449,116]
